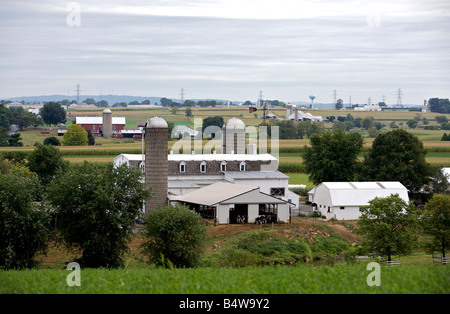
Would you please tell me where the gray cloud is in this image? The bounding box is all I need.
[0,0,449,104]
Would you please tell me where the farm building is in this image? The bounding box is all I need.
[75,109,125,137]
[169,182,291,224]
[114,116,300,223]
[308,181,409,220]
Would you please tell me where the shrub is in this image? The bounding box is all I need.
[0,174,50,269]
[141,205,207,268]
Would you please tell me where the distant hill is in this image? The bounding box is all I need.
[2,94,419,108]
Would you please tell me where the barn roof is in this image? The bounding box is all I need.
[170,182,257,206]
[170,181,289,206]
[76,116,126,125]
[314,181,409,206]
[115,153,277,162]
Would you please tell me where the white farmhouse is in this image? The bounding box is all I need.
[308,181,409,220]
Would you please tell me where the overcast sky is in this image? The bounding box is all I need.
[1,0,449,105]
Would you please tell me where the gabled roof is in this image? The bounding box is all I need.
[170,182,257,206]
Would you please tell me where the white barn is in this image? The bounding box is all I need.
[169,182,291,224]
[308,181,409,220]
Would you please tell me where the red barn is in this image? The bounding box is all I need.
[75,116,126,135]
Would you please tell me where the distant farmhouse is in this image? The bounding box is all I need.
[114,117,298,224]
[285,104,323,122]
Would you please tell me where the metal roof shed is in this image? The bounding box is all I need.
[169,182,291,224]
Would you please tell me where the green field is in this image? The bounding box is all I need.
[1,264,448,294]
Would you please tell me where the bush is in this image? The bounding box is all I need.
[141,205,208,268]
[43,137,61,146]
[0,174,50,269]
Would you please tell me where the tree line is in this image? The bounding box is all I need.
[303,128,449,199]
[0,144,207,269]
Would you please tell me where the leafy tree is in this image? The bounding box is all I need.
[0,173,50,269]
[46,162,151,268]
[421,194,450,258]
[62,124,88,146]
[359,129,432,193]
[43,136,61,146]
[442,133,449,141]
[141,205,207,268]
[40,102,66,126]
[428,98,450,114]
[27,143,68,187]
[202,116,224,133]
[0,104,13,130]
[335,99,343,110]
[361,116,374,130]
[303,129,363,185]
[8,133,23,147]
[160,97,173,107]
[83,98,95,105]
[435,115,448,124]
[407,119,417,129]
[87,130,95,146]
[429,166,449,194]
[185,107,193,118]
[358,194,419,261]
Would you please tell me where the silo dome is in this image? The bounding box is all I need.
[103,109,112,114]
[224,117,246,130]
[146,116,168,128]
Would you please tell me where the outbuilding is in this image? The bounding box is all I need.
[309,181,409,220]
[169,182,292,224]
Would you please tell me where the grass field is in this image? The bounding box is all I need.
[1,264,448,294]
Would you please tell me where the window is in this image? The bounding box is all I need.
[239,161,246,171]
[200,161,207,173]
[270,188,285,197]
[179,161,186,173]
[340,206,345,210]
[221,161,227,172]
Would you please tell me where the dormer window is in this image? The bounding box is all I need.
[221,161,227,172]
[239,161,246,172]
[200,161,207,173]
[179,161,186,173]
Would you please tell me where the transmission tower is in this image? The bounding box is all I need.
[258,90,263,107]
[75,84,81,105]
[180,88,185,102]
[395,88,403,106]
[333,90,337,103]
[367,97,372,106]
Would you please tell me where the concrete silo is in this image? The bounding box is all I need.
[102,109,113,138]
[144,116,168,212]
[222,117,246,154]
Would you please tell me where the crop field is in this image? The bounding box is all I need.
[0,264,448,294]
[2,107,450,182]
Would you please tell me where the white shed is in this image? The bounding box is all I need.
[309,181,409,220]
[169,182,292,224]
